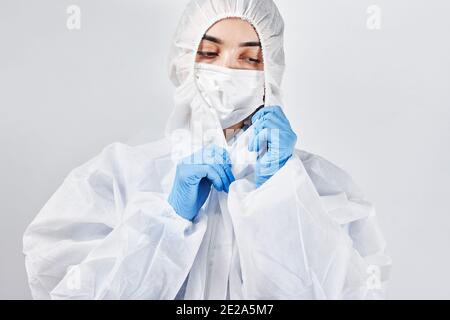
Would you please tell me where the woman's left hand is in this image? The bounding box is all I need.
[248,106,298,187]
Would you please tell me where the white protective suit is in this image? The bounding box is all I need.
[23,0,391,300]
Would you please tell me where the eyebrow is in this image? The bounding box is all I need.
[202,34,261,47]
[239,41,261,47]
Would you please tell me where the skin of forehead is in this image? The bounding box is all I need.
[203,18,260,47]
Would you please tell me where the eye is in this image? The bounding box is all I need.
[197,51,219,59]
[241,56,261,65]
[238,49,263,65]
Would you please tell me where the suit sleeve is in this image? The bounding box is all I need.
[23,143,206,299]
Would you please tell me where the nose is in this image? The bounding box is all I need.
[216,50,240,69]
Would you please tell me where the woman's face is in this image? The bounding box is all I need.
[195,18,264,71]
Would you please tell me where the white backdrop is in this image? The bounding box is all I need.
[1,0,449,299]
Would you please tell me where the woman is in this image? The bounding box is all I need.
[23,0,391,299]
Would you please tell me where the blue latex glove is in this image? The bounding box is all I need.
[248,106,298,187]
[168,144,235,221]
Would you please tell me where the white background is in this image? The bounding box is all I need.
[1,0,449,299]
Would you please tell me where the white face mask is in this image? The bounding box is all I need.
[194,63,265,129]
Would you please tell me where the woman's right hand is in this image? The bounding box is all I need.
[168,144,235,221]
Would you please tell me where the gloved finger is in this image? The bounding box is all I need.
[250,114,286,148]
[203,144,230,166]
[200,145,234,191]
[214,145,233,166]
[202,144,219,164]
[262,110,290,127]
[222,163,235,185]
[212,157,234,187]
[250,117,284,152]
[248,118,268,152]
[257,117,297,151]
[212,148,235,184]
[210,164,231,193]
[249,127,269,153]
[251,106,283,123]
[255,153,282,183]
[201,165,224,192]
[251,105,284,124]
[206,145,234,187]
[254,118,283,135]
[248,126,263,152]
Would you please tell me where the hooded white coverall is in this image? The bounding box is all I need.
[23,0,391,299]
